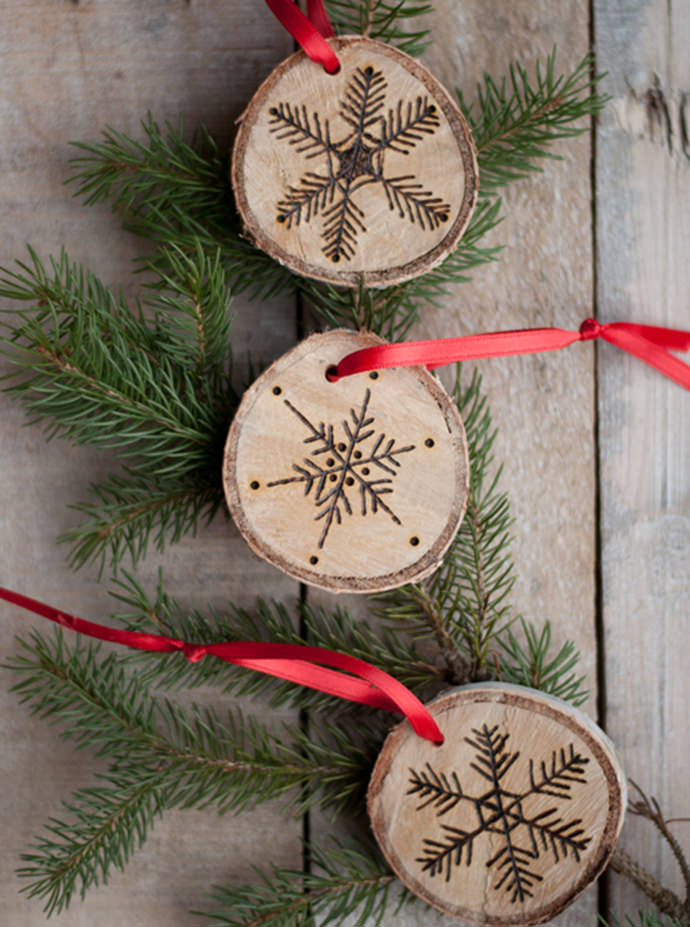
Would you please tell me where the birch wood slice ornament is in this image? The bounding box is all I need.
[222,330,468,593]
[368,683,626,925]
[231,36,478,287]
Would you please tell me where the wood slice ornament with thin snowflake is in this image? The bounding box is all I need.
[231,36,478,286]
[222,330,469,592]
[368,683,626,925]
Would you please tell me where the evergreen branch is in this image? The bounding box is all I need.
[499,618,589,705]
[108,572,443,710]
[198,839,411,927]
[0,248,235,481]
[4,631,370,817]
[458,50,609,197]
[18,767,167,916]
[599,913,685,927]
[59,472,224,575]
[609,851,689,926]
[376,369,517,676]
[324,0,432,58]
[68,114,293,300]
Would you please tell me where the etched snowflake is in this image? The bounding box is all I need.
[268,65,451,262]
[408,724,591,903]
[266,388,414,549]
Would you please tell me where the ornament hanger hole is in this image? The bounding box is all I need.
[325,365,338,382]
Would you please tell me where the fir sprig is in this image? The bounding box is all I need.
[199,839,412,927]
[376,369,516,677]
[107,571,444,711]
[0,245,237,573]
[459,50,609,197]
[499,617,589,705]
[325,0,433,58]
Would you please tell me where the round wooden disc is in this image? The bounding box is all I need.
[231,36,478,287]
[368,684,626,925]
[222,330,469,593]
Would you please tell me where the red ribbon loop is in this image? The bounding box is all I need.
[264,0,340,73]
[0,586,443,744]
[327,319,690,390]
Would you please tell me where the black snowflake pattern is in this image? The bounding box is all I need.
[269,65,451,263]
[266,388,414,550]
[408,725,592,903]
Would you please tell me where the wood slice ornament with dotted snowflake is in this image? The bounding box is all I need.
[222,330,468,593]
[368,683,626,925]
[231,36,478,287]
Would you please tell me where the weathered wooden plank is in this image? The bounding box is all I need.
[594,0,690,916]
[0,1,299,924]
[420,4,598,923]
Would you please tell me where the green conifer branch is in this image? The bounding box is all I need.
[59,473,224,575]
[458,50,609,197]
[376,369,516,677]
[198,839,412,927]
[107,572,442,712]
[498,617,589,705]
[325,0,433,57]
[18,767,168,917]
[5,631,372,815]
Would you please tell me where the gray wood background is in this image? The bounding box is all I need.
[0,1,687,924]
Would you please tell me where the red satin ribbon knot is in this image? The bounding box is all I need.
[327,318,690,390]
[0,586,443,744]
[264,0,339,73]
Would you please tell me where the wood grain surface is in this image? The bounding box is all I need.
[0,1,687,925]
[223,329,469,591]
[368,684,626,925]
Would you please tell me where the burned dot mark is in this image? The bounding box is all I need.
[409,536,420,547]
[272,386,282,396]
[330,474,337,482]
[346,476,355,486]
[250,480,261,491]
[354,451,363,459]
[338,442,346,451]
[309,555,319,565]
[425,438,435,448]
[369,371,379,380]
[362,467,370,475]
[326,458,335,466]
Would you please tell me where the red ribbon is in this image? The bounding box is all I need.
[264,0,340,73]
[327,319,690,390]
[0,586,443,744]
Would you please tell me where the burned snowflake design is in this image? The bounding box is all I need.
[408,725,591,903]
[268,65,451,262]
[266,388,414,549]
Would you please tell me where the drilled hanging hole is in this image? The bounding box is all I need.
[325,365,338,381]
[250,480,261,491]
[272,385,282,396]
[309,555,319,565]
[409,536,420,547]
[425,438,435,448]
